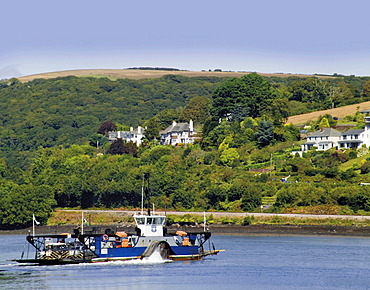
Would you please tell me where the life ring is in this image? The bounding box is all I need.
[102,234,109,241]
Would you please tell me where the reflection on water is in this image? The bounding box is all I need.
[2,234,370,289]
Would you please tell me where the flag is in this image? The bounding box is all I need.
[83,218,89,226]
[33,214,40,225]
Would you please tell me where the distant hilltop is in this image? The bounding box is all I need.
[17,68,336,83]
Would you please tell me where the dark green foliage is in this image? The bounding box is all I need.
[242,216,253,225]
[231,104,249,123]
[144,118,160,141]
[255,120,274,148]
[155,109,182,130]
[0,182,56,228]
[171,188,195,210]
[274,124,300,143]
[282,157,313,173]
[337,186,370,212]
[211,77,247,118]
[2,73,370,228]
[140,146,172,164]
[241,183,262,211]
[89,133,109,148]
[275,184,327,208]
[211,73,273,119]
[205,185,227,209]
[340,168,357,180]
[360,161,370,174]
[182,96,211,124]
[0,75,224,167]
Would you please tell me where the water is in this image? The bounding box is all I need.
[2,234,370,289]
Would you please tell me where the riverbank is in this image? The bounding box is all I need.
[2,224,370,237]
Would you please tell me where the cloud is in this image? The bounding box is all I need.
[0,65,23,80]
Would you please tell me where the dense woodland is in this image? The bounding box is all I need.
[1,72,370,228]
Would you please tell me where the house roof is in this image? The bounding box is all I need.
[338,140,363,143]
[307,128,341,138]
[341,129,364,135]
[132,127,144,134]
[160,122,192,134]
[318,141,335,144]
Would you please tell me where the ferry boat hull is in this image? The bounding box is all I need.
[14,215,222,265]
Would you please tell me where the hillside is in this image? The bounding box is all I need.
[17,68,335,83]
[1,69,369,169]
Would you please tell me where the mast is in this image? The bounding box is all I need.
[144,173,150,216]
[141,175,144,215]
[81,211,84,235]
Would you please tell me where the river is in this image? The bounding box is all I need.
[1,234,370,289]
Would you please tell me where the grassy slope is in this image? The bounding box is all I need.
[17,68,335,83]
[287,102,370,125]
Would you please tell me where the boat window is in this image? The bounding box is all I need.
[147,218,153,225]
[135,217,145,225]
[155,217,165,225]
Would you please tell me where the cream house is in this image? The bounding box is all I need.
[301,128,341,152]
[160,120,196,145]
[108,126,145,145]
[338,116,370,149]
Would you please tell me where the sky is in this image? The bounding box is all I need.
[1,0,370,79]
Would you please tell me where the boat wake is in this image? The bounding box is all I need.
[138,245,173,264]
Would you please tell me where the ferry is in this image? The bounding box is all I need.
[14,211,223,265]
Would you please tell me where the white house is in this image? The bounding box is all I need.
[301,128,341,152]
[160,120,196,145]
[338,116,370,149]
[108,126,145,146]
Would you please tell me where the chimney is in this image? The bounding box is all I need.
[130,127,133,132]
[189,119,194,132]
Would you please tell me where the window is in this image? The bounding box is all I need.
[135,218,145,225]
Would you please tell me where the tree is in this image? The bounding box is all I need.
[240,183,262,211]
[220,148,240,167]
[318,117,330,128]
[0,183,55,228]
[363,80,370,100]
[182,96,211,124]
[123,141,138,156]
[155,109,181,130]
[144,118,160,141]
[202,121,233,148]
[97,120,116,136]
[211,73,273,119]
[360,161,370,174]
[240,73,272,118]
[107,138,125,155]
[89,133,109,148]
[255,120,274,148]
[211,78,247,119]
[267,98,290,125]
[230,104,249,123]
